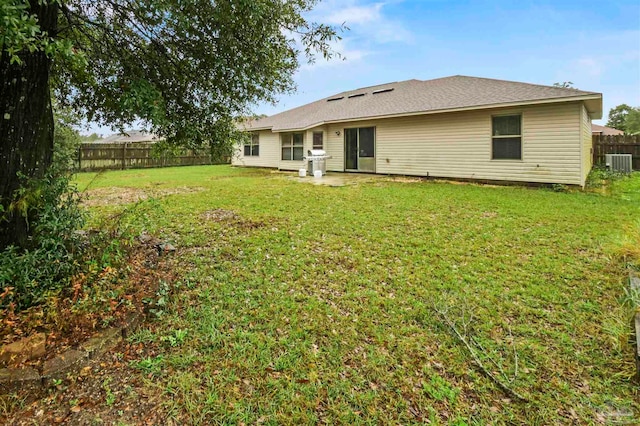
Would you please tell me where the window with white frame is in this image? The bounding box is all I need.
[282,132,304,160]
[492,115,522,160]
[244,133,259,156]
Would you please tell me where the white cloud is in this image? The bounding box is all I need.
[298,0,412,73]
[299,38,372,71]
[324,3,385,25]
[556,30,639,86]
[558,30,640,123]
[311,0,413,45]
[576,57,603,77]
[571,45,639,80]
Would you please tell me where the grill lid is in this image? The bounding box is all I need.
[308,149,327,156]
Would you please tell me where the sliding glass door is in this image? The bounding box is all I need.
[344,127,375,172]
[345,128,359,170]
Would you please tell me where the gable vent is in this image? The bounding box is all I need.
[348,93,365,98]
[327,96,344,102]
[372,88,394,94]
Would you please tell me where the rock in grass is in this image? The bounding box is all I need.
[42,350,88,382]
[80,328,122,359]
[156,242,176,255]
[0,333,46,366]
[0,367,41,392]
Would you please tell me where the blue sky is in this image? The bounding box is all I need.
[87,0,639,135]
[256,0,640,125]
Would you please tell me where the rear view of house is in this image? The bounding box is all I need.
[234,76,602,186]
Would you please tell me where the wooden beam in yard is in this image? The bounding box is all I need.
[630,270,640,382]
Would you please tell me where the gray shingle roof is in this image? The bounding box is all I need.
[591,123,623,135]
[97,130,160,143]
[248,75,601,131]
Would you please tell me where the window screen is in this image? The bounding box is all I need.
[313,132,323,149]
[358,127,375,158]
[251,133,259,156]
[293,133,303,160]
[492,115,522,160]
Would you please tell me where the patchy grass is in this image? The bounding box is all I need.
[72,166,639,424]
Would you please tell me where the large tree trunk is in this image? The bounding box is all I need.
[0,2,58,249]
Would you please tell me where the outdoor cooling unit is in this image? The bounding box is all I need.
[605,154,633,174]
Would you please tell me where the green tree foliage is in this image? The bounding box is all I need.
[606,104,633,131]
[2,0,339,307]
[53,104,82,172]
[623,107,640,135]
[1,0,340,249]
[80,133,102,142]
[52,0,340,147]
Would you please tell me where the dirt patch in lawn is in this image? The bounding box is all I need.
[200,208,265,230]
[83,186,205,207]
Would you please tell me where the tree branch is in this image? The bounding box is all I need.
[433,306,529,402]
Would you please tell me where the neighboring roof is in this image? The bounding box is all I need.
[247,75,602,131]
[94,130,160,143]
[591,123,624,135]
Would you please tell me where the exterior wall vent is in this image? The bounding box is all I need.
[348,93,365,98]
[605,154,632,174]
[327,97,343,102]
[372,88,394,94]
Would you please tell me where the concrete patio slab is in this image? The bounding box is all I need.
[286,172,423,187]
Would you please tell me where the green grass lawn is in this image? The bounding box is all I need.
[76,166,640,425]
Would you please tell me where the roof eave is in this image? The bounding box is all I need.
[270,122,327,132]
[244,125,274,131]
[582,96,603,120]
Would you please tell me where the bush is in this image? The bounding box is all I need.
[586,165,625,189]
[0,107,85,311]
[0,173,85,310]
[52,105,82,173]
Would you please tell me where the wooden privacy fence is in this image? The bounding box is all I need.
[76,142,221,171]
[593,134,640,170]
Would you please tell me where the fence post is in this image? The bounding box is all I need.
[122,142,127,170]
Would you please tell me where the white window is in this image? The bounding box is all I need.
[282,133,304,160]
[244,133,259,157]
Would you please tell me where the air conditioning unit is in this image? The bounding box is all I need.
[605,154,633,174]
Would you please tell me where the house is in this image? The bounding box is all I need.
[591,123,623,136]
[234,76,602,187]
[97,130,161,143]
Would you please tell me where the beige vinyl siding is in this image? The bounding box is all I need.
[232,130,279,168]
[580,103,593,186]
[325,126,345,172]
[324,101,583,185]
